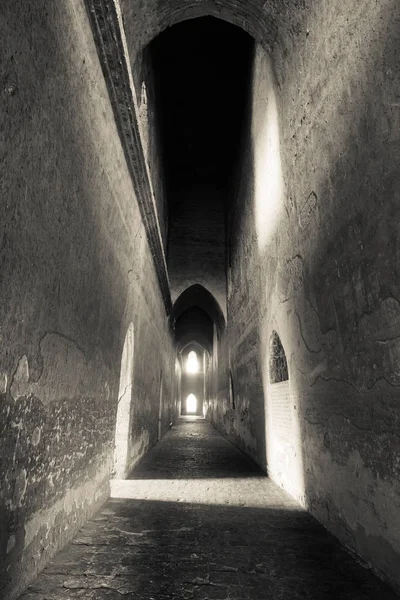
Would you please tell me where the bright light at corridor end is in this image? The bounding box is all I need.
[186,350,199,374]
[186,393,197,413]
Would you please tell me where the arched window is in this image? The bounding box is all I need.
[186,350,199,374]
[269,331,288,384]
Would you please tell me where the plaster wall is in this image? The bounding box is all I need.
[225,1,400,591]
[0,2,174,598]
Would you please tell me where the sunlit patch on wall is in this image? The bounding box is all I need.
[252,47,284,253]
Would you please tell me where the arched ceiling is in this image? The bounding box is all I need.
[174,306,214,353]
[172,285,225,352]
[120,0,308,63]
[179,340,207,358]
[171,284,225,333]
[84,0,310,318]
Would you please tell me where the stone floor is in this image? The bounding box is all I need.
[21,417,399,600]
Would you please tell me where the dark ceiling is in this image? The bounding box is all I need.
[150,16,254,198]
[174,307,214,353]
[171,284,226,352]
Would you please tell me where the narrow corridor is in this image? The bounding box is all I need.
[21,419,397,600]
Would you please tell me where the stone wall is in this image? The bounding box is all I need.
[116,0,400,590]
[0,2,175,598]
[5,0,398,595]
[226,1,400,591]
[204,326,231,432]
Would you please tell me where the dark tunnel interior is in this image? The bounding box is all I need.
[149,17,254,200]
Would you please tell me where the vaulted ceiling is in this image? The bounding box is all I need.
[149,17,253,198]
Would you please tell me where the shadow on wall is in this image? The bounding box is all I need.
[230,3,400,590]
[0,1,136,596]
[245,1,400,592]
[292,3,400,589]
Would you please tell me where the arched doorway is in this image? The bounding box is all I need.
[180,345,205,416]
[113,323,134,479]
[186,393,197,413]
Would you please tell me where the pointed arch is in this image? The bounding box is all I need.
[269,330,289,384]
[171,284,226,335]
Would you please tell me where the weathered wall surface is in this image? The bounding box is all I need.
[132,47,168,247]
[224,42,289,483]
[0,2,174,598]
[204,325,231,433]
[224,1,400,592]
[10,0,397,594]
[119,0,308,65]
[102,0,400,591]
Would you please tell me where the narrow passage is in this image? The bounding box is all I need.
[21,419,398,600]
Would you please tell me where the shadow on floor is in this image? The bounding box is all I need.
[21,498,399,600]
[130,420,263,480]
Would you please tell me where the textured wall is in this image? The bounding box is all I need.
[224,1,400,591]
[119,0,308,61]
[204,326,230,430]
[0,2,174,598]
[133,47,168,248]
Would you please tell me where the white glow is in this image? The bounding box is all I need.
[186,351,199,374]
[252,48,284,253]
[114,323,134,479]
[186,393,197,414]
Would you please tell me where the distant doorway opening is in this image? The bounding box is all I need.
[180,345,205,416]
[186,350,200,373]
[186,393,197,414]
